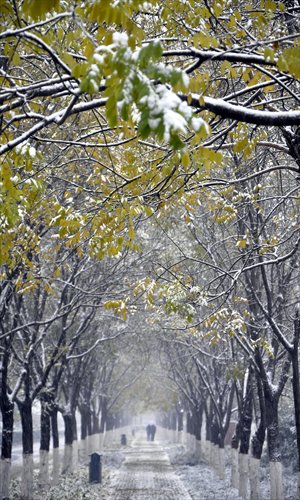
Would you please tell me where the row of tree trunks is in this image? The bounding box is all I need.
[164,343,291,500]
[0,403,126,499]
[167,400,285,500]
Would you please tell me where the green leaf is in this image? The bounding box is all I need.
[138,118,151,139]
[138,41,162,67]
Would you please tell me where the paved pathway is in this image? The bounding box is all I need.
[109,434,193,499]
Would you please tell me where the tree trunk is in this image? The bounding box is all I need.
[0,339,14,500]
[210,416,219,471]
[238,369,253,498]
[204,403,213,461]
[171,409,177,443]
[193,403,203,441]
[90,408,100,453]
[50,407,60,484]
[92,410,100,435]
[238,452,249,499]
[62,412,73,474]
[250,422,265,500]
[80,407,88,441]
[105,411,114,446]
[177,408,184,443]
[231,420,241,489]
[186,411,192,448]
[39,396,51,486]
[100,399,107,434]
[251,375,266,459]
[0,398,14,500]
[249,456,261,500]
[72,413,78,470]
[292,313,300,499]
[231,447,239,490]
[250,375,266,500]
[18,399,34,500]
[265,392,283,500]
[188,410,196,452]
[177,408,183,431]
[193,404,203,461]
[270,462,284,500]
[79,406,88,463]
[86,406,93,454]
[100,399,107,448]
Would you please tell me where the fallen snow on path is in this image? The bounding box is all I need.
[108,438,192,499]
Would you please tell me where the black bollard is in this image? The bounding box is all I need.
[89,452,102,483]
[121,434,127,445]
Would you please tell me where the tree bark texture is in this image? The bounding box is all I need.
[1,337,14,500]
[19,399,34,455]
[249,456,261,500]
[62,412,73,474]
[292,313,300,499]
[238,452,249,499]
[231,447,239,489]
[239,369,253,455]
[18,398,34,499]
[40,397,51,452]
[251,375,266,460]
[51,407,59,448]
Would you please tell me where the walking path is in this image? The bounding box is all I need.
[109,434,193,499]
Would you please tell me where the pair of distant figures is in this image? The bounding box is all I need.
[146,423,156,441]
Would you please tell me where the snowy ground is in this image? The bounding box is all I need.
[167,444,243,500]
[166,443,298,500]
[10,435,299,499]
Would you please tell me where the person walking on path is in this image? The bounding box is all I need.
[146,423,151,441]
[150,423,156,441]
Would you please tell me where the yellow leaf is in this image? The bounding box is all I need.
[278,47,300,78]
[181,151,190,169]
[22,0,60,19]
[264,0,277,11]
[264,47,275,63]
[144,206,153,217]
[129,225,135,240]
[233,137,248,154]
[236,239,247,249]
[12,52,21,65]
[220,60,231,76]
[199,95,205,107]
[63,53,76,70]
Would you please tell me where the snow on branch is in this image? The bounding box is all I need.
[186,94,300,126]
